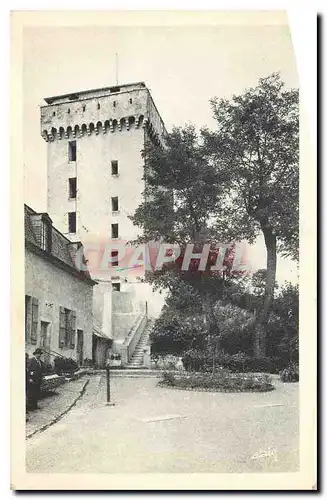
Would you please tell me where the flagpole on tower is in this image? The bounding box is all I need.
[115,53,119,85]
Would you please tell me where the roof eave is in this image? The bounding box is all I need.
[25,239,97,286]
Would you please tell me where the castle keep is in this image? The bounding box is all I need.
[40,82,167,365]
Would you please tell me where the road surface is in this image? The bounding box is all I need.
[26,375,299,473]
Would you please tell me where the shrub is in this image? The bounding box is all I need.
[181,349,285,374]
[272,283,299,364]
[269,356,288,373]
[221,352,248,372]
[42,361,56,375]
[54,357,79,375]
[214,302,254,355]
[245,357,273,373]
[152,354,184,371]
[280,363,299,383]
[150,308,207,356]
[161,371,176,386]
[158,371,274,393]
[222,353,283,373]
[182,349,207,372]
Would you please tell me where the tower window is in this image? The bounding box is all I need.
[68,108,71,114]
[112,282,120,292]
[111,251,119,267]
[69,177,77,199]
[111,160,118,175]
[53,111,56,116]
[68,141,76,161]
[111,223,118,239]
[113,101,116,108]
[111,196,119,212]
[97,103,101,110]
[68,212,76,233]
[82,105,86,112]
[129,98,133,104]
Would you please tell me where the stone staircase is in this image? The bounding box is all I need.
[127,319,153,368]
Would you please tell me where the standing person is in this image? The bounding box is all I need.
[27,348,44,410]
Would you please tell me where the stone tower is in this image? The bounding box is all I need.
[41,81,166,247]
[40,82,167,344]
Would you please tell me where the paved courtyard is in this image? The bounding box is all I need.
[26,375,299,474]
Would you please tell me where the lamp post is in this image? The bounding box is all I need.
[105,360,115,406]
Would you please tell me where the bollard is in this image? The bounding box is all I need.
[105,364,115,406]
[106,366,110,402]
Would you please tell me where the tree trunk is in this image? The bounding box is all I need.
[203,290,219,372]
[253,227,277,358]
[212,344,216,375]
[203,291,217,335]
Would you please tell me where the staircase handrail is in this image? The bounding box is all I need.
[121,312,148,365]
[122,312,146,347]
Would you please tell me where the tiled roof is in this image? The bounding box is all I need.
[24,205,38,245]
[51,227,75,269]
[24,204,94,283]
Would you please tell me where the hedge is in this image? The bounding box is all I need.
[181,349,286,374]
[158,371,274,393]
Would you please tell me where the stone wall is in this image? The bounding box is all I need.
[41,83,167,353]
[92,282,112,337]
[93,337,110,368]
[111,290,143,343]
[25,248,94,361]
[46,124,146,247]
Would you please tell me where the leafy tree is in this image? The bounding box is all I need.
[150,306,207,355]
[251,269,269,296]
[131,125,231,339]
[134,124,223,243]
[164,280,203,315]
[203,73,299,356]
[213,301,254,355]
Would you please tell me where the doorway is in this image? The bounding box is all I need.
[77,330,84,366]
[40,321,51,363]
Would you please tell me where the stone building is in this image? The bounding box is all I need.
[40,82,167,363]
[25,204,99,365]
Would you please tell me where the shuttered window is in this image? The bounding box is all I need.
[70,311,76,349]
[31,298,39,344]
[59,306,66,347]
[59,307,77,349]
[65,310,71,346]
[25,295,32,342]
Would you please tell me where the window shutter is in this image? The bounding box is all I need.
[25,296,32,342]
[31,298,39,344]
[70,311,76,349]
[59,306,66,348]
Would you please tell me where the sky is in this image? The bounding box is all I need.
[22,16,299,284]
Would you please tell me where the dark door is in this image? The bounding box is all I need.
[77,330,84,366]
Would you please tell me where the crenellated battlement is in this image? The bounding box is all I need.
[40,82,166,145]
[41,114,152,141]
